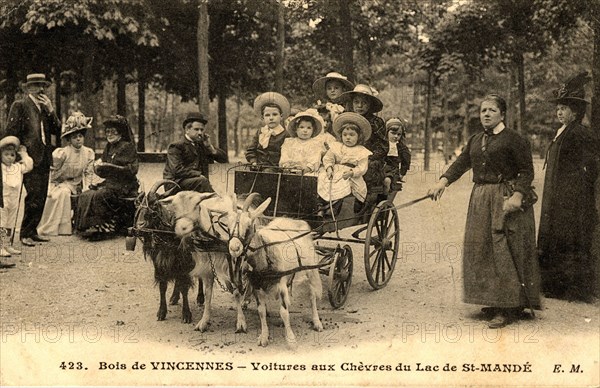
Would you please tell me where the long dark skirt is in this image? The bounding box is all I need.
[463,183,541,309]
[74,186,135,232]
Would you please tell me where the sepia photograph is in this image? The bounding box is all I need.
[0,0,598,386]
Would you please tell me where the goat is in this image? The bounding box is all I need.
[133,180,199,323]
[159,190,255,333]
[227,196,324,348]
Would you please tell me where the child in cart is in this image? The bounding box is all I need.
[0,136,33,262]
[279,109,326,174]
[382,117,411,195]
[245,92,291,169]
[312,72,354,149]
[317,113,372,217]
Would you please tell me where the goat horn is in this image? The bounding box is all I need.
[242,193,262,212]
[147,179,179,202]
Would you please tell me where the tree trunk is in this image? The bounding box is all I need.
[137,73,146,152]
[81,49,97,150]
[275,1,285,93]
[234,90,241,157]
[53,70,61,127]
[424,72,433,171]
[217,85,228,160]
[117,67,127,116]
[507,69,515,129]
[515,52,526,134]
[197,1,210,116]
[592,1,600,137]
[5,64,17,116]
[338,0,354,81]
[462,80,470,145]
[442,91,450,164]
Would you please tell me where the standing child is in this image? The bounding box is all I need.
[280,109,326,174]
[382,117,412,195]
[245,92,291,168]
[317,112,372,210]
[0,136,33,261]
[312,72,354,127]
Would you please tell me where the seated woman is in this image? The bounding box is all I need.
[279,108,326,174]
[74,115,139,239]
[37,112,95,236]
[317,112,372,216]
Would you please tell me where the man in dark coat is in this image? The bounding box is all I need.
[163,112,227,192]
[0,74,61,247]
[538,71,599,302]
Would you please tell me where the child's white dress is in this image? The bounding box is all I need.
[279,137,323,173]
[1,154,33,228]
[317,142,372,202]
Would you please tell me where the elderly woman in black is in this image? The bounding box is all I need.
[428,94,541,328]
[75,115,139,239]
[538,72,598,302]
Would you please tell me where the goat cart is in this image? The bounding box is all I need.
[231,164,403,309]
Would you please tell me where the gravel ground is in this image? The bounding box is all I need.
[0,154,598,387]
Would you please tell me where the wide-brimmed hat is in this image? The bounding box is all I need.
[62,112,93,138]
[103,115,134,142]
[550,71,591,104]
[182,112,208,128]
[286,108,324,138]
[253,92,291,119]
[25,73,51,87]
[336,84,383,113]
[0,136,20,150]
[312,72,354,100]
[332,112,371,142]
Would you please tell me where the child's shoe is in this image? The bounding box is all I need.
[0,247,11,257]
[6,246,21,255]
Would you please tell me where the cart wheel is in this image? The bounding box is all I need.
[328,245,353,309]
[364,200,400,289]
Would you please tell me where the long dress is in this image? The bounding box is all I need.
[318,142,372,202]
[538,121,598,301]
[74,139,138,234]
[37,145,95,236]
[442,126,541,309]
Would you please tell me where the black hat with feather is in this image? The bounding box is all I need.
[551,71,591,104]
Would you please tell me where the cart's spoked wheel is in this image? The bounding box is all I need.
[364,201,400,289]
[328,245,353,309]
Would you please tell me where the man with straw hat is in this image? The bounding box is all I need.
[0,73,61,246]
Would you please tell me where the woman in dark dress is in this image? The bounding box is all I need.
[538,72,598,302]
[429,94,541,328]
[75,115,139,239]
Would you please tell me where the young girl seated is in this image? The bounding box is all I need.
[279,109,325,174]
[317,112,372,212]
[245,92,291,168]
[382,117,411,195]
[0,136,33,260]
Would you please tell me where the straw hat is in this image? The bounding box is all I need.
[286,109,324,137]
[0,136,20,150]
[336,84,383,113]
[253,92,291,119]
[312,72,354,100]
[385,117,408,133]
[332,112,371,142]
[25,73,51,87]
[62,112,93,138]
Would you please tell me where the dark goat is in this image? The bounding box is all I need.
[132,180,200,323]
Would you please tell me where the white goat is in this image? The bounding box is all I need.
[159,191,250,333]
[227,196,323,348]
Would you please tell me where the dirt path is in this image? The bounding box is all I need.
[1,156,598,386]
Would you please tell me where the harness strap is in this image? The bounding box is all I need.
[246,228,313,253]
